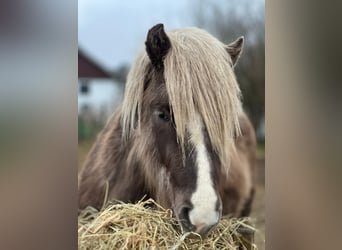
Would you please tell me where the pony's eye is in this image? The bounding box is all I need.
[158,111,170,122]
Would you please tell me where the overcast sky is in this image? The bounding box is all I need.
[78,0,264,71]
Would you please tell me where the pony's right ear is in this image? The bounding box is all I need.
[145,23,171,70]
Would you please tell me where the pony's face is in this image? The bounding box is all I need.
[141,24,244,236]
[143,73,223,237]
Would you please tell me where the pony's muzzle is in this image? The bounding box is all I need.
[191,218,219,237]
[193,222,217,237]
[178,205,219,237]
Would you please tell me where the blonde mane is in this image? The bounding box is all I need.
[121,27,242,164]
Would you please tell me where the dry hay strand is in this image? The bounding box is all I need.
[78,199,257,250]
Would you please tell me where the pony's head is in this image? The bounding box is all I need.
[121,24,243,236]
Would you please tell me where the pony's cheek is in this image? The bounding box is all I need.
[156,142,178,168]
[155,146,169,167]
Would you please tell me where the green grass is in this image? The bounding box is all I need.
[256,142,265,158]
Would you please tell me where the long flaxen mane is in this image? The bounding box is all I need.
[121,27,242,166]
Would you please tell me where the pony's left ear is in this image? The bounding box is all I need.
[145,23,171,70]
[225,36,244,67]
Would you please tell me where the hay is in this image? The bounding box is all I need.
[78,199,256,250]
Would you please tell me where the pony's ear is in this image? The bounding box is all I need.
[226,36,244,67]
[145,23,171,70]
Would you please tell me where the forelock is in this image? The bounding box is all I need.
[164,27,242,163]
[121,27,242,165]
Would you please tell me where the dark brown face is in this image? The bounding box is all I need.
[140,68,222,236]
[142,23,241,236]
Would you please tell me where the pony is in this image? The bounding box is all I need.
[78,24,257,237]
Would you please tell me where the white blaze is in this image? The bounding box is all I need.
[188,113,219,229]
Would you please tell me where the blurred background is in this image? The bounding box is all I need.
[78,0,264,248]
[1,0,340,249]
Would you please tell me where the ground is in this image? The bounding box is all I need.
[78,140,265,249]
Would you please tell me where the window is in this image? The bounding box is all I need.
[80,83,89,94]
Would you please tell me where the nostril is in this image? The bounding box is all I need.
[178,206,195,231]
[180,206,191,219]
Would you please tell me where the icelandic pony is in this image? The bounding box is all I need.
[78,24,256,236]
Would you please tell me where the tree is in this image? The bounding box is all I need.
[193,0,265,130]
[111,64,129,83]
